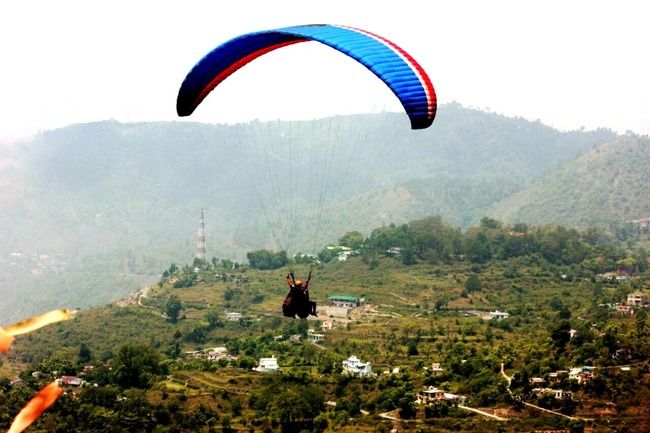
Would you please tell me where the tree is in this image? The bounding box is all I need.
[112,344,166,388]
[338,231,364,250]
[407,341,419,356]
[165,295,182,323]
[247,249,288,270]
[464,274,482,293]
[550,320,572,352]
[206,309,224,329]
[78,342,92,364]
[464,231,493,263]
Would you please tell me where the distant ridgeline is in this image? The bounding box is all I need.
[0,103,639,321]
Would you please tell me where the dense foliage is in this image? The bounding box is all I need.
[247,250,289,270]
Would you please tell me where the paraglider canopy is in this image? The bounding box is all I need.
[177,24,436,129]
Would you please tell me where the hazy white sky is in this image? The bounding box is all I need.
[1,0,649,140]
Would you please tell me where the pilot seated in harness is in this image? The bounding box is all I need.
[282,272,317,319]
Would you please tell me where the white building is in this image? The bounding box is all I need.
[627,292,647,306]
[532,388,573,400]
[328,296,360,308]
[226,312,242,321]
[308,329,325,342]
[386,247,401,256]
[489,310,510,320]
[342,355,373,377]
[416,386,466,405]
[254,355,279,372]
[428,363,444,376]
[338,251,351,261]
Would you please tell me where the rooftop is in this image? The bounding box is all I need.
[328,295,358,302]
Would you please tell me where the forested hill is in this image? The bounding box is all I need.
[0,103,616,321]
[490,135,650,228]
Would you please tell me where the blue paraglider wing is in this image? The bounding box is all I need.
[177,24,436,129]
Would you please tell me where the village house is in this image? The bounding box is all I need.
[321,319,337,331]
[422,363,444,376]
[416,386,466,405]
[569,366,594,384]
[206,347,230,361]
[617,304,634,315]
[531,377,545,386]
[597,272,617,281]
[308,329,325,342]
[254,355,279,372]
[386,247,401,256]
[338,251,352,261]
[489,310,510,320]
[546,370,568,385]
[59,376,83,387]
[226,312,242,321]
[342,355,373,377]
[429,363,444,376]
[627,292,647,306]
[328,295,361,308]
[532,388,573,400]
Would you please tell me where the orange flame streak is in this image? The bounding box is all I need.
[3,309,74,336]
[0,326,14,354]
[7,382,63,433]
[0,309,74,354]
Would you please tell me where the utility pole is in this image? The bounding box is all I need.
[195,209,207,264]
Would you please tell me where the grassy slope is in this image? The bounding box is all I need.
[2,253,648,432]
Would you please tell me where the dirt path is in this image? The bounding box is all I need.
[137,286,151,307]
[458,405,507,421]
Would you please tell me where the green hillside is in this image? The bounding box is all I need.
[2,216,649,432]
[491,135,650,228]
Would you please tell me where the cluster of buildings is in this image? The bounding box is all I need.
[4,251,67,276]
[529,366,596,399]
[12,365,99,389]
[183,346,238,362]
[602,292,649,315]
[596,270,631,283]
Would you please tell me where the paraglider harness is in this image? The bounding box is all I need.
[283,269,317,319]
